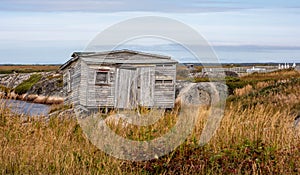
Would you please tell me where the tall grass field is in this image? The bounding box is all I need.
[1,69,299,174]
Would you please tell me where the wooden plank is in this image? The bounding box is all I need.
[114,68,137,109]
[139,66,155,106]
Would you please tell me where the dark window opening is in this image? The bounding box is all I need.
[155,80,163,84]
[164,80,173,84]
[95,71,109,85]
[155,79,173,84]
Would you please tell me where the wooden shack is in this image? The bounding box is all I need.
[60,50,178,112]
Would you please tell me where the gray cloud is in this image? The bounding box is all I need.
[214,45,300,52]
[0,0,251,13]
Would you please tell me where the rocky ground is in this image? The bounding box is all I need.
[0,72,64,104]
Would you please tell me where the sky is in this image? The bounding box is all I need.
[0,0,300,64]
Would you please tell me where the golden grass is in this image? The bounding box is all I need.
[234,84,253,96]
[241,69,300,81]
[0,70,299,174]
[0,102,299,174]
[0,65,59,74]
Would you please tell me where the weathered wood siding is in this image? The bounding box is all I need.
[138,66,155,107]
[115,67,137,109]
[154,64,176,108]
[63,60,81,106]
[85,64,116,108]
[79,60,88,106]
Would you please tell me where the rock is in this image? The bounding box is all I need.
[48,108,76,120]
[225,71,239,77]
[175,81,193,98]
[0,73,33,89]
[0,72,63,97]
[7,92,18,99]
[175,82,227,106]
[27,72,63,97]
[33,96,47,104]
[45,96,64,104]
[0,71,64,105]
[26,94,39,101]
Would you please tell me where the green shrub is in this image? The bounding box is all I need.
[14,74,42,94]
[225,77,248,95]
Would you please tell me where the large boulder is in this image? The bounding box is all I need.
[27,72,63,97]
[175,81,228,107]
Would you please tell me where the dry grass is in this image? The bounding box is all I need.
[0,70,300,174]
[0,65,59,74]
[241,69,299,81]
[234,84,253,96]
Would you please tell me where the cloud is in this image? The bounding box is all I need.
[0,0,252,13]
[214,45,300,52]
[2,0,299,13]
[82,43,300,63]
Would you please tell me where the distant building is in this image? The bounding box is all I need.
[60,50,178,112]
[278,63,296,70]
[246,67,266,73]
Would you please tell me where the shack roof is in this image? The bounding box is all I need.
[60,49,178,70]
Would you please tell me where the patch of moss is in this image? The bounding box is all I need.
[0,70,14,74]
[56,78,63,87]
[14,74,42,94]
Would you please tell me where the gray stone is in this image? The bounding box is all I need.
[175,81,228,106]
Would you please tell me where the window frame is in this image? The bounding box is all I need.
[155,79,173,85]
[95,70,110,85]
[156,64,174,68]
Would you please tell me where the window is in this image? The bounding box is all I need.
[155,79,173,85]
[155,80,163,84]
[95,71,109,85]
[164,80,173,84]
[156,64,173,67]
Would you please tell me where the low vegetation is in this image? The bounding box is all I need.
[14,74,42,94]
[0,69,299,174]
[0,65,59,74]
[194,68,300,95]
